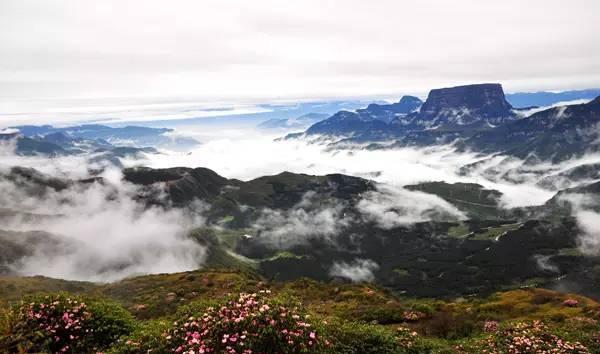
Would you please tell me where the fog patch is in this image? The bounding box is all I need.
[252,191,350,249]
[357,185,466,228]
[0,167,207,282]
[574,210,600,256]
[558,193,600,256]
[533,254,559,273]
[329,259,379,283]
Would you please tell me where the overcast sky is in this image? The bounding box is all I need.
[1,0,599,125]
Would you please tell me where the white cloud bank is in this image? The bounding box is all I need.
[0,164,207,282]
[144,130,572,208]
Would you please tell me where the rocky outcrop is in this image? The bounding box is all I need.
[410,83,516,130]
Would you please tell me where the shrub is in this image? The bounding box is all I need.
[122,290,327,354]
[0,292,136,353]
[107,319,172,354]
[481,320,590,354]
[421,311,477,339]
[321,320,401,354]
[323,321,448,354]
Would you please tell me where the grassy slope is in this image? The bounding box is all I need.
[1,270,598,346]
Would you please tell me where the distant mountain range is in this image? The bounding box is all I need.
[257,113,329,130]
[303,96,422,137]
[9,124,198,148]
[0,124,200,160]
[292,83,600,162]
[505,88,600,108]
[461,96,600,162]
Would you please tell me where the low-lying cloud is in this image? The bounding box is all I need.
[575,210,600,255]
[557,193,600,256]
[0,164,206,282]
[252,191,351,248]
[329,258,379,283]
[142,130,600,208]
[357,185,465,228]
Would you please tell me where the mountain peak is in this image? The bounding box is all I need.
[422,83,512,114]
[398,95,423,105]
[414,83,515,129]
[364,95,422,114]
[589,95,600,105]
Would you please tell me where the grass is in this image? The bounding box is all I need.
[265,251,307,261]
[558,247,584,256]
[447,223,471,238]
[446,222,521,240]
[470,223,521,240]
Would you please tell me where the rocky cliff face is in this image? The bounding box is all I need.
[409,83,516,130]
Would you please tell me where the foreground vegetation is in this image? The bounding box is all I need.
[1,269,599,353]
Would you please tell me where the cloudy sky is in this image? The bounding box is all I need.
[1,0,599,124]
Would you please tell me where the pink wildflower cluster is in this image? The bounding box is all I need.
[16,295,92,353]
[481,321,590,354]
[483,320,499,333]
[159,290,325,354]
[562,299,579,307]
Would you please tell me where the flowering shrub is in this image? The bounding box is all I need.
[483,320,499,333]
[114,292,434,354]
[122,290,326,354]
[1,293,135,354]
[481,321,590,354]
[563,299,579,307]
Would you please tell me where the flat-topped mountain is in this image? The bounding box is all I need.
[295,83,600,162]
[409,83,516,130]
[303,83,516,139]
